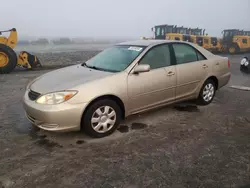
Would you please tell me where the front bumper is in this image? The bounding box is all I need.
[23,90,88,132]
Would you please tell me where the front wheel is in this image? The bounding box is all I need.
[228,44,239,54]
[0,44,17,74]
[196,79,216,106]
[82,99,122,138]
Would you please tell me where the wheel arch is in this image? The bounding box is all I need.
[206,76,218,90]
[80,94,126,128]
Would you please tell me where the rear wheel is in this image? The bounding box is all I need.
[0,44,17,74]
[82,99,122,138]
[228,44,239,54]
[196,79,216,106]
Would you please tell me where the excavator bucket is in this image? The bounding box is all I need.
[17,51,42,69]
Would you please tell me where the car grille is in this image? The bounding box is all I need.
[28,90,41,101]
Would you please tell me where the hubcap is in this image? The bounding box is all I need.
[91,106,116,133]
[203,83,215,102]
[0,52,9,67]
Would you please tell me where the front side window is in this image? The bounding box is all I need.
[173,44,199,64]
[85,45,145,72]
[139,44,171,69]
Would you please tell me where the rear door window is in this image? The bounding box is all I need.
[172,43,205,64]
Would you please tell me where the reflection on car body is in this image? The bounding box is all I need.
[23,40,231,138]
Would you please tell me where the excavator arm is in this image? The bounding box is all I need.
[0,28,18,49]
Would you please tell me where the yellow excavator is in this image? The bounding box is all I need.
[0,28,42,74]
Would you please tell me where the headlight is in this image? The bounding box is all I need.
[36,91,78,105]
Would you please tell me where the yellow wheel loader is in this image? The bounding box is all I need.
[0,28,42,74]
[221,29,250,54]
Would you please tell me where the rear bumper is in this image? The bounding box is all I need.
[23,90,87,132]
[218,72,231,89]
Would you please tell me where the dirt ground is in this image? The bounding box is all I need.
[0,51,250,188]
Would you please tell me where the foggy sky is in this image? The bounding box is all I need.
[1,0,250,38]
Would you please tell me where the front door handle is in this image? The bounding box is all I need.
[167,71,175,76]
[203,64,208,68]
[216,62,220,65]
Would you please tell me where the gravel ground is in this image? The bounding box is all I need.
[0,51,250,188]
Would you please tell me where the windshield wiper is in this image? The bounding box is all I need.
[82,62,103,71]
[81,62,88,67]
[81,62,118,73]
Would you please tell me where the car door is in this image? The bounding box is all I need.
[127,44,176,113]
[172,43,209,100]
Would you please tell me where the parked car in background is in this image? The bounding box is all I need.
[23,40,231,138]
[240,56,250,73]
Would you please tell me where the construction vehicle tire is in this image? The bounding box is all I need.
[0,44,17,74]
[228,44,239,54]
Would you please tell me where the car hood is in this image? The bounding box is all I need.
[30,65,114,94]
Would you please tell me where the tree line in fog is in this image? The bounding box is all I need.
[17,37,130,45]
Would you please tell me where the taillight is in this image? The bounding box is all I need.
[228,59,230,68]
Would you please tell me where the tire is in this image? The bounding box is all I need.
[228,44,239,54]
[0,44,17,74]
[196,79,216,106]
[82,99,122,138]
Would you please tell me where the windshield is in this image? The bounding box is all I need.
[85,45,145,72]
[224,31,231,37]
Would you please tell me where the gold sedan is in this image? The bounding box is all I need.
[23,40,231,138]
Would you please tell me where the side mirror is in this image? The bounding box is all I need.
[133,64,150,74]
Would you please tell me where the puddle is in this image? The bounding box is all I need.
[131,123,147,130]
[24,123,63,150]
[174,104,199,112]
[76,140,85,145]
[34,138,62,150]
[117,125,129,133]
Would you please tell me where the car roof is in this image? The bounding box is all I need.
[118,40,177,47]
[117,39,215,58]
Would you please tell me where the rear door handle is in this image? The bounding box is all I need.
[203,64,208,68]
[216,62,220,65]
[167,71,175,76]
